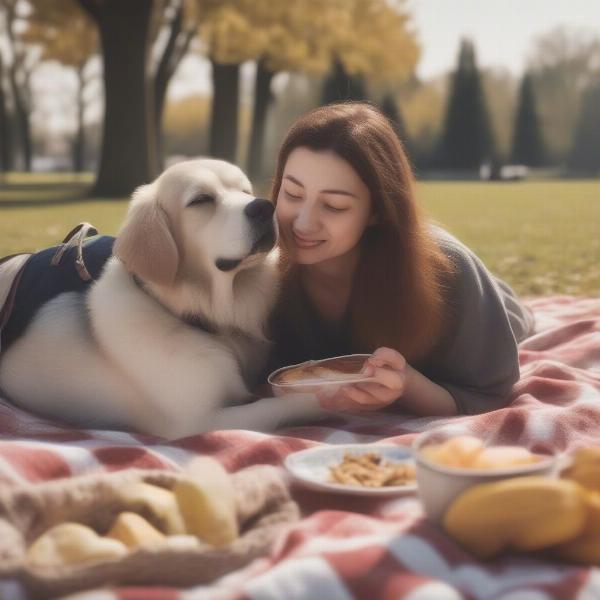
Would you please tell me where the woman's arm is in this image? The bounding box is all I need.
[400,364,458,416]
[326,232,527,417]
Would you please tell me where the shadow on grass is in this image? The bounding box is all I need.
[0,184,129,208]
[0,173,102,207]
[0,181,90,191]
[0,191,92,208]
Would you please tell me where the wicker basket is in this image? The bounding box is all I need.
[0,465,298,599]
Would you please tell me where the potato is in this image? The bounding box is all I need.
[106,511,165,549]
[27,522,127,568]
[117,481,185,534]
[174,456,238,546]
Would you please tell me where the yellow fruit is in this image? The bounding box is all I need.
[27,522,127,568]
[420,435,484,468]
[117,481,185,534]
[571,447,600,466]
[582,491,600,535]
[470,446,541,470]
[106,512,165,549]
[174,456,238,546]
[443,477,587,559]
[563,453,600,492]
[553,534,600,566]
[550,490,600,566]
[444,436,486,467]
[419,445,449,465]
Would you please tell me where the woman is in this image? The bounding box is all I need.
[262,102,534,417]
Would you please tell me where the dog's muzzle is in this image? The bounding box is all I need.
[247,198,277,256]
[215,199,277,272]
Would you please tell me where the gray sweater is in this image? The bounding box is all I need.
[263,226,534,415]
[418,226,534,414]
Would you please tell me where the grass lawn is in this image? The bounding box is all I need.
[1,175,598,297]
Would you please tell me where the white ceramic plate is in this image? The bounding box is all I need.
[284,444,417,497]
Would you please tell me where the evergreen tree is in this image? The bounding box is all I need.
[510,73,545,166]
[380,94,413,159]
[437,39,495,169]
[568,82,600,175]
[380,95,407,140]
[321,58,368,104]
[0,52,12,172]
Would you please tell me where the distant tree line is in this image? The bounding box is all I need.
[320,34,599,177]
[0,1,598,196]
[430,36,600,176]
[0,0,420,196]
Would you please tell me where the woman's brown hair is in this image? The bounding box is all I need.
[269,102,454,364]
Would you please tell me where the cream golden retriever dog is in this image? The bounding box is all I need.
[0,159,323,438]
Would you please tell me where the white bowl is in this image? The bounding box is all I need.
[412,429,558,524]
[268,354,376,398]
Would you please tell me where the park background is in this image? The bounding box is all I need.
[0,0,598,297]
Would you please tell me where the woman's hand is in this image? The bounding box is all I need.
[317,347,409,412]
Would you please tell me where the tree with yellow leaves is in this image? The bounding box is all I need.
[0,0,40,171]
[0,33,12,172]
[153,0,199,167]
[242,0,341,177]
[71,0,197,196]
[196,0,419,175]
[25,0,98,171]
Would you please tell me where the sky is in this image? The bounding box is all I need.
[410,0,600,79]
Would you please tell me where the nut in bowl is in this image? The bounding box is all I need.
[268,354,376,399]
[413,429,557,524]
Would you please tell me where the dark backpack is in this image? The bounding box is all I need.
[0,223,115,353]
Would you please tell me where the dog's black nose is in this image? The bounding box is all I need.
[244,198,274,222]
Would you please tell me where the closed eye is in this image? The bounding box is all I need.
[326,205,348,213]
[284,191,302,201]
[187,193,215,207]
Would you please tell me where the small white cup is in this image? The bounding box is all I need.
[412,429,558,524]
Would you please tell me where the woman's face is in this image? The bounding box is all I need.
[276,147,374,266]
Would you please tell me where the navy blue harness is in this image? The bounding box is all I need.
[0,225,114,353]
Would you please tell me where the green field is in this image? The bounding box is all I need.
[1,175,599,297]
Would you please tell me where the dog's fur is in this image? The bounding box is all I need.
[0,159,323,438]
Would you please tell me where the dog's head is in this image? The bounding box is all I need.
[113,158,277,287]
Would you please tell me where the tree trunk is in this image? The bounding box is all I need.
[247,59,274,179]
[8,69,32,171]
[154,56,171,172]
[72,64,86,172]
[89,0,157,197]
[209,60,240,162]
[154,0,183,170]
[0,52,13,172]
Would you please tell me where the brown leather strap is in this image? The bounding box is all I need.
[50,222,99,281]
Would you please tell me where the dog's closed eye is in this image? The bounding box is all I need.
[187,193,215,207]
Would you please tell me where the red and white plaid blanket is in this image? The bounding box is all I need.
[1,295,599,600]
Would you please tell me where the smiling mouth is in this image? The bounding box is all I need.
[293,233,325,248]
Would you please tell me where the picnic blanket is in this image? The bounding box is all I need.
[0,295,599,600]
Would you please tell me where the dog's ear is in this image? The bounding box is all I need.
[113,184,179,286]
